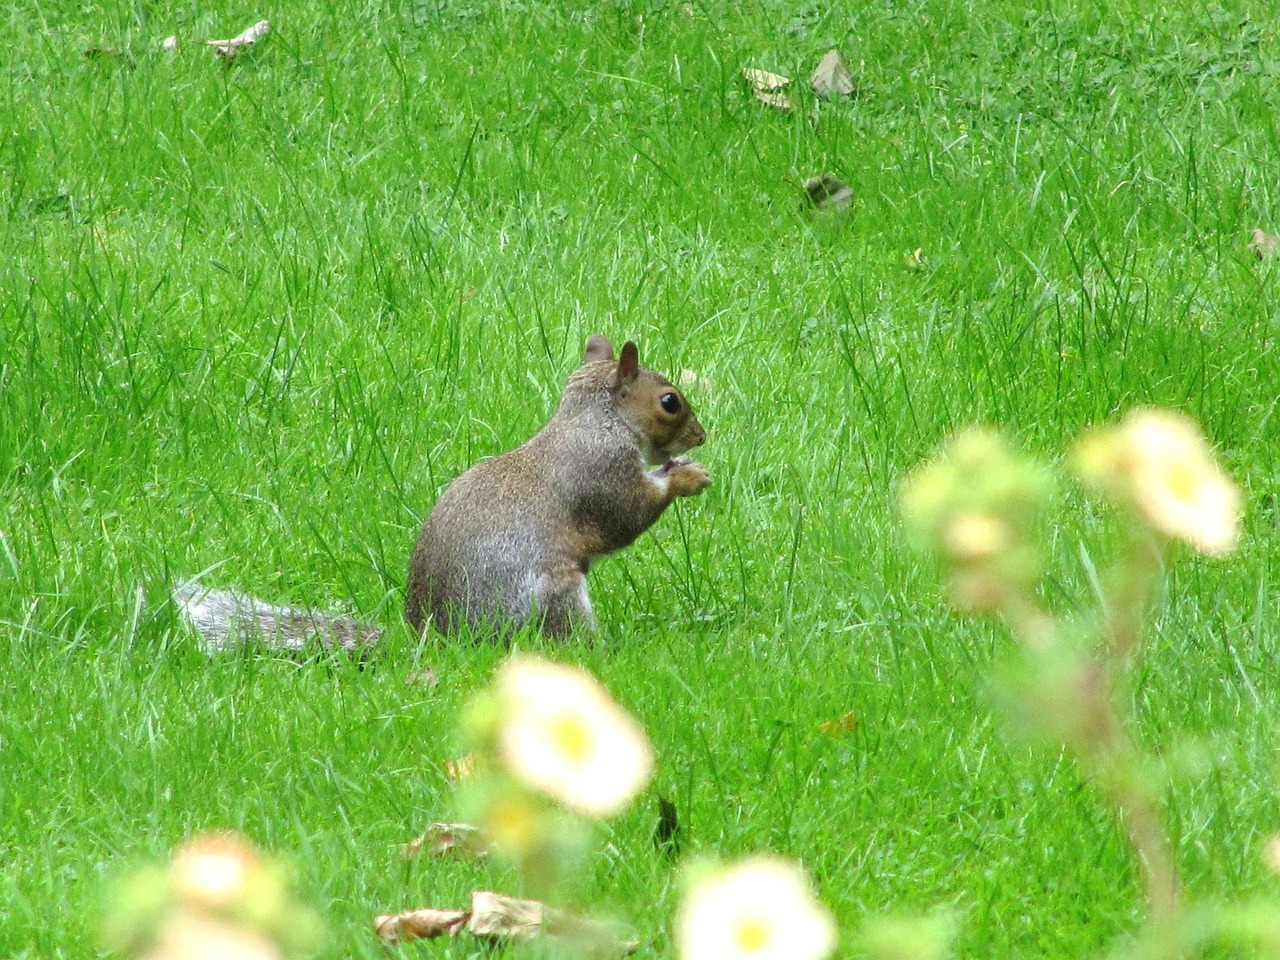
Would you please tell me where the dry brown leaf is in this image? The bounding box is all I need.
[818,709,859,738]
[373,893,638,955]
[469,893,638,955]
[743,67,790,91]
[400,822,489,860]
[743,67,794,111]
[467,891,546,940]
[755,91,794,110]
[811,49,855,99]
[373,908,469,943]
[207,19,271,60]
[1249,228,1279,260]
[803,174,853,212]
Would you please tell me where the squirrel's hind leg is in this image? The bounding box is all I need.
[532,567,596,639]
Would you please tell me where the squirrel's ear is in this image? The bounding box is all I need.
[617,341,640,382]
[583,335,614,363]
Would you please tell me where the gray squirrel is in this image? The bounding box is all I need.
[405,334,709,639]
[174,335,708,650]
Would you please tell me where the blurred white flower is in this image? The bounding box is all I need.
[1075,409,1240,555]
[495,655,654,817]
[1262,834,1280,875]
[677,856,836,960]
[105,834,321,960]
[1123,410,1240,554]
[942,511,1010,562]
[145,913,281,960]
[171,835,261,912]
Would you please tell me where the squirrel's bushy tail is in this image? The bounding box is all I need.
[173,580,381,653]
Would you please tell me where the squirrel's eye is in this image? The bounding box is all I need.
[660,392,682,414]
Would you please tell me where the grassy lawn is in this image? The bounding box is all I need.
[3,0,1280,955]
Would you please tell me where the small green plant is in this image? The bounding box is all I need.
[900,408,1280,957]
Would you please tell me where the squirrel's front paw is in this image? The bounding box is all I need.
[667,459,711,498]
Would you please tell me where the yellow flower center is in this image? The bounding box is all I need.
[732,916,773,953]
[1164,460,1199,502]
[548,712,593,766]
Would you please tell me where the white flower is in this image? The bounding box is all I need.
[494,656,654,817]
[1077,409,1241,555]
[677,856,836,960]
[1121,409,1240,554]
[145,914,282,960]
[942,511,1011,562]
[171,835,261,912]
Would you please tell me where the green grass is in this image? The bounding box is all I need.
[4,0,1280,955]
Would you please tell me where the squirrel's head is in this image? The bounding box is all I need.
[579,335,706,464]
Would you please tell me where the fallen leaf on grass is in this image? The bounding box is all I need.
[207,19,271,60]
[802,174,853,212]
[374,892,638,954]
[811,49,855,99]
[1249,228,1279,260]
[743,67,794,111]
[467,891,546,940]
[743,67,790,91]
[373,908,469,943]
[755,91,793,110]
[906,247,926,269]
[400,822,489,860]
[472,893,639,955]
[818,710,859,738]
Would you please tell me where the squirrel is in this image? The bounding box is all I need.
[404,334,710,639]
[172,336,707,652]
